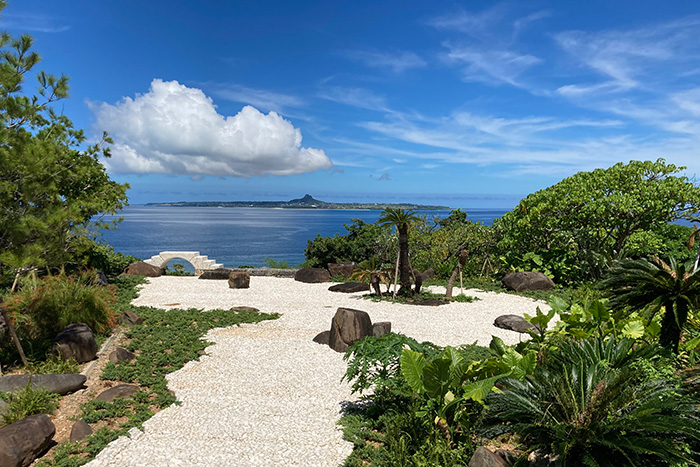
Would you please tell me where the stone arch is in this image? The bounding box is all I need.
[144,251,223,276]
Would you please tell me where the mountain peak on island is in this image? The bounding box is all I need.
[288,194,325,205]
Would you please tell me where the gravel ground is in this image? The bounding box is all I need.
[86,276,549,467]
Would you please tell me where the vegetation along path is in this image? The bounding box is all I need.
[86,276,548,466]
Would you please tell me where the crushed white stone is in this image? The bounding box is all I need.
[86,276,549,467]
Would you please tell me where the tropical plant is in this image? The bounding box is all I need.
[482,337,700,466]
[350,257,392,296]
[495,159,700,283]
[0,380,59,427]
[600,257,700,353]
[378,208,422,297]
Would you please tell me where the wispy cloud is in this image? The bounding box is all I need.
[443,44,541,88]
[344,50,427,73]
[317,86,389,112]
[3,13,70,33]
[206,83,304,112]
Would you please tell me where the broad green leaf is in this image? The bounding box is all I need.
[462,376,502,403]
[400,349,426,394]
[548,296,569,313]
[513,351,537,379]
[589,300,610,323]
[621,320,645,339]
[422,358,452,399]
[489,336,508,356]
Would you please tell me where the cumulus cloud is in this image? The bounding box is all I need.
[92,79,332,177]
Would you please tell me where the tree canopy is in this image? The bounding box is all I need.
[495,159,700,282]
[0,4,128,276]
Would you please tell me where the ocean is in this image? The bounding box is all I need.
[98,206,508,270]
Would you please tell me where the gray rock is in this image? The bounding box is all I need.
[294,268,330,284]
[327,262,358,279]
[53,323,97,363]
[109,347,136,363]
[328,282,369,293]
[124,261,164,277]
[0,312,6,341]
[94,271,110,286]
[328,308,373,353]
[494,314,539,334]
[0,374,86,396]
[228,271,250,289]
[312,330,330,346]
[372,322,392,338]
[69,420,92,443]
[121,310,143,325]
[0,414,55,467]
[468,447,507,467]
[96,384,140,402]
[501,271,555,292]
[229,306,260,313]
[198,268,233,280]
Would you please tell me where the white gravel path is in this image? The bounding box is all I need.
[86,276,548,467]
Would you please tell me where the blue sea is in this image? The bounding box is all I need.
[98,206,508,270]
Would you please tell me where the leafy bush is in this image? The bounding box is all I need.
[304,219,392,268]
[0,381,59,427]
[5,271,118,341]
[80,242,139,276]
[482,337,700,466]
[264,257,294,269]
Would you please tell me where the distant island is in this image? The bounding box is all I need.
[146,194,450,210]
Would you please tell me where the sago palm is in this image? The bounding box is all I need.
[482,337,700,466]
[600,257,700,353]
[377,208,421,297]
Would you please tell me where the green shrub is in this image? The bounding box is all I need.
[81,242,139,276]
[27,355,79,375]
[5,271,118,340]
[0,381,59,427]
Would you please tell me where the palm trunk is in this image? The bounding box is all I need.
[446,249,469,298]
[392,247,400,299]
[397,224,412,296]
[660,300,687,353]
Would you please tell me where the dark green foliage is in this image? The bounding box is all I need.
[4,271,118,341]
[79,242,139,277]
[495,159,700,283]
[304,219,391,268]
[26,355,79,375]
[600,257,700,352]
[0,380,59,426]
[264,257,294,269]
[482,337,700,466]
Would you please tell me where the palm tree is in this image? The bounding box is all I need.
[377,208,421,297]
[600,257,700,353]
[350,258,391,296]
[687,217,700,272]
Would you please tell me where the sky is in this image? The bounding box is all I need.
[5,1,700,209]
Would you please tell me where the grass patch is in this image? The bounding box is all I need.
[364,290,479,304]
[0,381,60,427]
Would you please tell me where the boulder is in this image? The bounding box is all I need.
[229,306,260,313]
[328,282,370,293]
[94,271,110,286]
[0,414,55,467]
[494,314,539,334]
[96,384,140,403]
[469,447,507,467]
[328,308,373,353]
[228,271,250,289]
[294,268,330,284]
[0,374,86,396]
[109,347,136,363]
[0,311,6,341]
[501,271,555,292]
[327,262,358,279]
[372,322,392,338]
[124,261,163,277]
[198,268,233,280]
[420,268,436,281]
[312,330,330,346]
[53,324,97,363]
[121,310,143,326]
[69,420,92,443]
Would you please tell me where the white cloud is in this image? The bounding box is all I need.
[444,45,541,87]
[318,86,388,111]
[3,13,70,33]
[93,79,331,177]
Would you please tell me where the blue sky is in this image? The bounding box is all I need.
[6,1,700,209]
